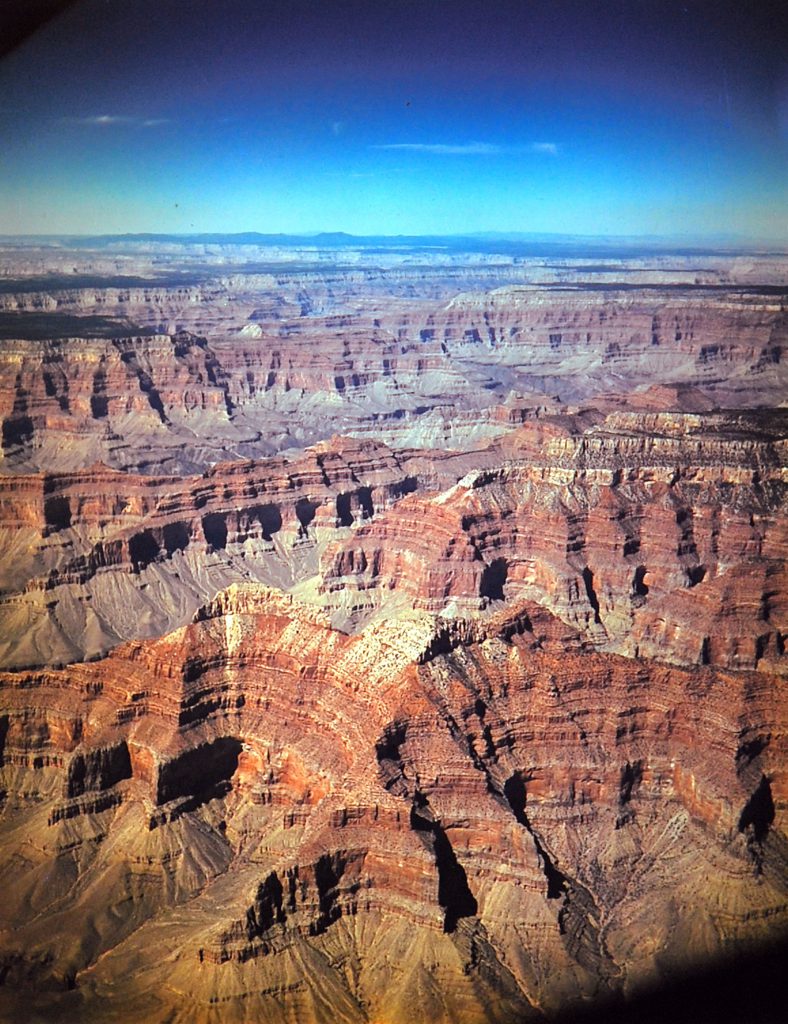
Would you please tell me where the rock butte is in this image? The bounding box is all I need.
[0,239,786,1023]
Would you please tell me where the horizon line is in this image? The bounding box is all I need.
[1,229,785,245]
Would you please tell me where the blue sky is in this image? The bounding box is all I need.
[0,0,785,238]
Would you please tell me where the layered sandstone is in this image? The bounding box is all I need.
[322,409,788,672]
[0,435,495,668]
[1,252,784,474]
[0,240,786,1023]
[0,584,785,1023]
[1,409,784,674]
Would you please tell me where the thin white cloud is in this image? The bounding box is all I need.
[64,115,171,127]
[82,115,125,125]
[374,142,505,155]
[373,141,559,156]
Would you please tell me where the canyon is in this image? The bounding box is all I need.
[0,236,786,1022]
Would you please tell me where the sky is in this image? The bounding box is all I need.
[0,0,786,239]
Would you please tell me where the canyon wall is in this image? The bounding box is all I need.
[0,241,786,1023]
[1,253,785,473]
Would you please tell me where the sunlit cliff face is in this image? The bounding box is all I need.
[0,573,786,1024]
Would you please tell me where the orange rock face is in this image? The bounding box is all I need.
[0,242,786,1023]
[0,585,785,1023]
[321,411,787,673]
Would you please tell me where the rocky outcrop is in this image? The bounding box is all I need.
[0,435,472,668]
[1,410,784,674]
[0,584,785,1023]
[1,408,784,674]
[322,410,787,672]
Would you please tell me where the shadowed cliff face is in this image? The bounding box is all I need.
[0,244,786,1023]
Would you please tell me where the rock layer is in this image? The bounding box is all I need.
[322,410,788,673]
[0,409,784,673]
[0,240,787,1023]
[0,584,785,1023]
[1,259,785,473]
[0,436,482,668]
